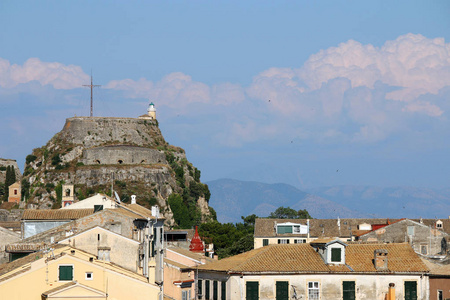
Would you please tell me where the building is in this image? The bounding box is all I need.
[421,257,450,300]
[197,242,429,300]
[254,217,450,249]
[164,247,215,300]
[7,182,20,203]
[0,225,20,264]
[61,193,117,210]
[0,244,161,300]
[357,219,449,256]
[61,184,75,207]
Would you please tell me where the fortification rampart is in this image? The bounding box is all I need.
[81,145,166,165]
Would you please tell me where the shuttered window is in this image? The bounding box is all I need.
[404,281,417,300]
[221,281,226,300]
[198,279,203,297]
[246,281,259,300]
[213,281,218,300]
[276,281,289,300]
[331,248,341,262]
[59,265,73,281]
[205,280,210,300]
[263,239,269,246]
[343,281,355,300]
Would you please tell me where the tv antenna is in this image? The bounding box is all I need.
[83,73,101,117]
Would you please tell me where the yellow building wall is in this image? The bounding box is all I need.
[0,253,159,300]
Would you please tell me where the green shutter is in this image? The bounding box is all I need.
[343,281,355,300]
[198,279,203,296]
[221,281,226,300]
[331,248,341,262]
[59,265,73,281]
[263,239,269,246]
[213,281,218,300]
[276,281,289,300]
[246,281,259,300]
[405,281,417,300]
[205,280,210,300]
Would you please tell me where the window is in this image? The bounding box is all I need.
[276,281,289,300]
[14,189,17,195]
[436,221,443,229]
[407,226,415,236]
[420,245,428,255]
[205,280,210,300]
[438,290,443,300]
[331,248,341,262]
[213,281,218,300]
[294,239,306,244]
[59,265,73,281]
[182,290,191,300]
[221,281,226,300]
[198,279,203,298]
[343,281,355,300]
[278,239,289,244]
[308,282,319,300]
[246,281,259,300]
[277,225,293,234]
[85,272,93,280]
[263,239,269,246]
[404,281,417,300]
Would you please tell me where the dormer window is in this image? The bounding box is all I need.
[331,248,341,262]
[276,222,307,234]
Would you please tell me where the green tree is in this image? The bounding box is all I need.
[268,206,312,219]
[4,166,16,201]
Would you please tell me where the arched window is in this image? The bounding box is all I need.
[118,160,123,164]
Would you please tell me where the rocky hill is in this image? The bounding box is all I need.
[21,115,214,228]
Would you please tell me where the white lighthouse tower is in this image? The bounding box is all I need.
[147,102,156,120]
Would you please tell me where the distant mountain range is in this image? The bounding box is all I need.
[206,178,450,223]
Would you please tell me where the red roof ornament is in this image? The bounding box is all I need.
[189,226,204,253]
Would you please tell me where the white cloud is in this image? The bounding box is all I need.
[0,58,89,89]
[298,33,450,101]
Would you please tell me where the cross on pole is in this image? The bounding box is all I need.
[83,75,101,117]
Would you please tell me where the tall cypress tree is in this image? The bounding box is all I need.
[4,166,16,201]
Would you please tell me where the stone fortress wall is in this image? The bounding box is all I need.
[81,145,167,165]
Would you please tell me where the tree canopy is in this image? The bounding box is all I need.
[268,206,312,219]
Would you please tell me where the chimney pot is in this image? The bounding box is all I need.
[131,195,136,204]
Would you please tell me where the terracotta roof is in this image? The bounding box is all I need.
[167,247,215,264]
[5,243,45,252]
[420,258,450,276]
[0,221,21,231]
[198,243,428,274]
[164,258,190,269]
[22,209,94,220]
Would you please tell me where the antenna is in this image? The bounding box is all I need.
[82,73,101,117]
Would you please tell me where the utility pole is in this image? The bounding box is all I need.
[83,74,101,117]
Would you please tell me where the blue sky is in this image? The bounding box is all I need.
[1,1,450,189]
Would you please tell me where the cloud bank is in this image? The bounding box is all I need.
[1,34,449,147]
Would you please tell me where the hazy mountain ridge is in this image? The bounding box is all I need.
[207,179,369,223]
[207,179,450,223]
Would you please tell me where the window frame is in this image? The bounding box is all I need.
[308,281,320,300]
[58,264,74,281]
[85,272,93,280]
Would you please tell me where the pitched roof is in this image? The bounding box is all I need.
[167,247,215,264]
[22,209,94,220]
[420,258,450,276]
[198,243,428,274]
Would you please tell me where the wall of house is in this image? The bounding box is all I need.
[198,273,429,300]
[59,227,140,272]
[0,227,20,264]
[164,263,195,300]
[23,220,70,239]
[429,278,450,300]
[0,252,159,300]
[61,194,117,210]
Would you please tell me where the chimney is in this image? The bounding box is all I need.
[131,195,137,204]
[151,206,160,218]
[374,249,388,271]
[387,283,395,300]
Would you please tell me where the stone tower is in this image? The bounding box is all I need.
[62,184,75,207]
[147,102,156,120]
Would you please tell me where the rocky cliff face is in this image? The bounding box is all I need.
[22,116,214,227]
